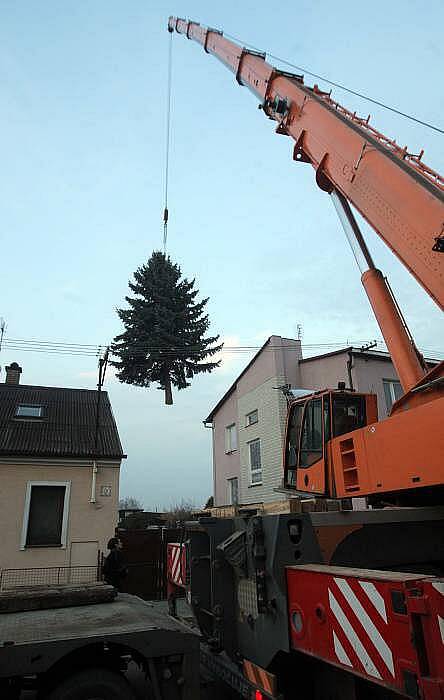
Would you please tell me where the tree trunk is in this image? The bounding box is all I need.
[164,370,173,405]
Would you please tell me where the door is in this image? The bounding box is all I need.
[70,541,99,583]
[285,398,327,495]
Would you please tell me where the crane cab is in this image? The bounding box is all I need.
[283,388,377,497]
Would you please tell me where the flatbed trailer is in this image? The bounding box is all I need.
[0,590,200,699]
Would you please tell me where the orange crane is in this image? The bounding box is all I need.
[168,17,444,505]
[167,22,444,700]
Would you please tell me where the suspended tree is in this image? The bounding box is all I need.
[112,252,222,404]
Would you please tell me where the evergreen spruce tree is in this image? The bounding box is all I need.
[112,252,222,405]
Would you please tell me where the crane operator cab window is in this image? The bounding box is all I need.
[300,399,323,467]
[332,395,366,437]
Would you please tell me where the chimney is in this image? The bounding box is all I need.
[5,362,22,385]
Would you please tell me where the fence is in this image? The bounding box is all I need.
[0,565,100,591]
[0,528,184,599]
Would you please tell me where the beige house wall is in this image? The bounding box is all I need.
[0,459,120,571]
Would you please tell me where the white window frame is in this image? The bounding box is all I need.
[20,481,71,550]
[245,409,258,427]
[225,423,238,453]
[382,378,403,411]
[248,438,262,486]
[16,405,43,418]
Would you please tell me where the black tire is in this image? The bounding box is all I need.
[47,667,136,700]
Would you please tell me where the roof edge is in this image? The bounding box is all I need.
[204,336,302,423]
[204,336,273,423]
[0,384,107,394]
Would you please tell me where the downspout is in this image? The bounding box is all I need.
[203,421,215,505]
[90,460,98,504]
[91,373,102,505]
[347,350,354,391]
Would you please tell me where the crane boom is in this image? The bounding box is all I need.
[168,17,444,311]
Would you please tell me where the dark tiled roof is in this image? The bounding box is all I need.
[0,384,125,459]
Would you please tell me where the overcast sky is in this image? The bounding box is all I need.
[1,0,442,509]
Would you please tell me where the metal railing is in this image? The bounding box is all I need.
[0,565,100,591]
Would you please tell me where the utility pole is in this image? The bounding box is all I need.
[94,347,110,455]
[90,347,109,503]
[0,318,5,352]
[0,318,6,380]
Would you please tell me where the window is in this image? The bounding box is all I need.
[300,399,323,468]
[323,395,331,443]
[16,404,43,418]
[383,379,403,411]
[21,482,70,549]
[286,403,304,474]
[225,424,238,453]
[245,409,258,426]
[227,477,239,505]
[249,438,262,484]
[332,395,366,437]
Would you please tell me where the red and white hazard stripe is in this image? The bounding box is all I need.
[287,565,444,698]
[169,543,184,586]
[328,576,394,680]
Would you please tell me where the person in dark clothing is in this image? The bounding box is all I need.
[103,537,127,590]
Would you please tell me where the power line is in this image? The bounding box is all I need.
[219,30,444,135]
[2,336,442,358]
[2,345,100,357]
[3,337,374,352]
[7,335,375,349]
[5,337,100,348]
